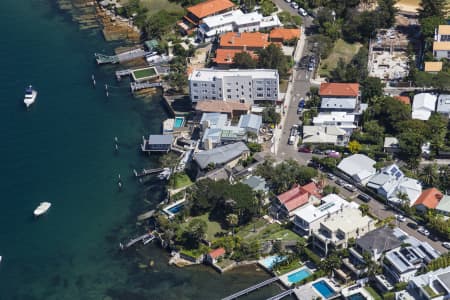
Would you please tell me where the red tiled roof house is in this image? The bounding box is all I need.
[319,83,360,113]
[219,32,270,51]
[269,28,301,43]
[269,182,321,220]
[206,247,226,264]
[413,188,443,213]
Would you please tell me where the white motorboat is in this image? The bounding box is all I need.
[24,85,37,108]
[34,202,51,217]
[0,256,2,263]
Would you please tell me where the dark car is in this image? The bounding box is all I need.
[335,179,345,186]
[407,222,418,230]
[298,146,312,153]
[312,149,323,155]
[358,193,371,202]
[429,235,439,242]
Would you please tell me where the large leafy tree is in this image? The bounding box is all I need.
[257,44,290,77]
[232,52,257,69]
[419,163,439,187]
[427,113,448,155]
[419,0,448,20]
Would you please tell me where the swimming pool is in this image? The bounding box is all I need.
[261,255,286,270]
[348,292,366,300]
[287,268,312,284]
[174,117,185,128]
[313,280,335,298]
[168,203,184,214]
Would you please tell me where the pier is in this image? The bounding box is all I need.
[130,81,162,92]
[266,289,295,300]
[222,277,280,300]
[95,48,148,64]
[120,232,154,250]
[133,168,165,177]
[115,69,132,81]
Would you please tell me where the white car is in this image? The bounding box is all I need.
[291,2,299,9]
[298,8,307,16]
[285,0,292,2]
[443,242,450,249]
[395,214,406,222]
[418,227,430,236]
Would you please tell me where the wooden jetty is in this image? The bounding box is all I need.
[266,289,294,300]
[130,81,162,92]
[222,277,280,300]
[115,69,131,81]
[119,232,154,250]
[133,168,164,178]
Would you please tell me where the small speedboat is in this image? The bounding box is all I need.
[24,85,37,108]
[34,202,51,217]
[0,256,2,264]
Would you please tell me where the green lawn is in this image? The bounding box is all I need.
[274,260,303,276]
[318,39,362,78]
[365,286,382,300]
[171,172,193,189]
[237,222,305,243]
[140,0,185,15]
[133,68,157,79]
[183,213,224,240]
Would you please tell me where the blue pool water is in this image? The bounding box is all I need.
[287,268,312,283]
[348,292,366,300]
[174,117,184,128]
[313,280,335,298]
[168,203,184,214]
[262,255,286,269]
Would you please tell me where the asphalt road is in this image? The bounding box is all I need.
[271,0,448,254]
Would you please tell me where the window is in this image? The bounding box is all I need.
[267,94,271,97]
[236,82,238,85]
[227,89,231,92]
[249,82,252,86]
[212,97,216,100]
[212,91,216,94]
[257,87,263,91]
[242,92,244,95]
[257,93,263,97]
[227,95,231,99]
[211,84,215,88]
[193,83,198,87]
[193,96,198,99]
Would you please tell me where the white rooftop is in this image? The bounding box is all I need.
[302,125,345,144]
[337,154,376,184]
[384,137,399,148]
[189,68,279,81]
[313,112,356,125]
[201,10,244,29]
[321,206,374,233]
[294,194,356,224]
[437,94,450,115]
[234,11,262,26]
[412,93,437,120]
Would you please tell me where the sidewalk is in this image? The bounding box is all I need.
[272,26,306,155]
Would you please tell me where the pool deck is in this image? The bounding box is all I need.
[278,266,311,288]
[162,199,186,218]
[257,255,286,273]
[293,277,341,299]
[341,285,374,300]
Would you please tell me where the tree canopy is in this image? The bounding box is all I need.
[257,44,291,77]
[232,52,257,69]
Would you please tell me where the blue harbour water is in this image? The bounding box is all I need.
[0,1,283,299]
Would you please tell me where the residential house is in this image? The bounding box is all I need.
[241,175,269,195]
[436,195,450,216]
[195,100,250,119]
[412,93,437,121]
[424,61,443,73]
[193,141,250,172]
[189,68,279,104]
[313,112,357,136]
[302,125,347,145]
[413,188,443,213]
[394,95,411,105]
[337,154,376,185]
[382,236,440,282]
[213,48,258,67]
[141,134,172,152]
[269,28,301,43]
[270,182,321,220]
[319,83,360,113]
[312,205,375,256]
[433,25,450,59]
[292,193,352,236]
[238,113,262,135]
[407,266,450,300]
[389,177,423,207]
[233,12,280,33]
[205,247,226,264]
[345,227,405,278]
[436,94,450,118]
[178,0,235,33]
[384,137,400,154]
[219,32,270,51]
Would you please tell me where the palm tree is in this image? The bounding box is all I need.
[226,214,239,236]
[316,172,327,190]
[419,163,439,187]
[396,192,410,210]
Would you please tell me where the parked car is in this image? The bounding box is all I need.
[328,151,340,158]
[298,146,312,153]
[418,227,430,236]
[395,214,406,222]
[327,173,336,180]
[298,7,307,16]
[443,242,450,249]
[285,0,292,2]
[407,222,418,229]
[344,184,356,192]
[308,63,315,71]
[288,135,296,145]
[291,2,299,9]
[297,106,303,114]
[335,179,345,186]
[429,235,439,242]
[313,149,324,155]
[358,193,371,202]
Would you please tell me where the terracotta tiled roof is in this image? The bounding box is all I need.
[413,188,443,209]
[319,83,360,97]
[300,182,322,199]
[220,32,270,49]
[424,61,443,73]
[187,0,235,19]
[214,49,258,65]
[284,193,309,212]
[269,28,301,41]
[394,95,411,105]
[277,183,319,212]
[195,100,250,114]
[209,247,226,259]
[438,25,450,35]
[433,41,450,51]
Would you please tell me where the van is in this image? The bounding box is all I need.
[358,193,371,202]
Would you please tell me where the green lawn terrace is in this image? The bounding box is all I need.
[131,67,159,82]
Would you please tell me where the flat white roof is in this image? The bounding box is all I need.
[313,112,356,124]
[234,11,262,26]
[321,206,373,233]
[189,68,278,81]
[294,194,349,224]
[202,10,244,28]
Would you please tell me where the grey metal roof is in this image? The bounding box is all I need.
[438,271,450,290]
[241,175,268,192]
[148,134,173,145]
[200,113,227,128]
[437,94,450,114]
[238,114,262,130]
[436,195,450,213]
[194,142,249,169]
[356,226,403,254]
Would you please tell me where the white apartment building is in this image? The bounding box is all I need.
[433,25,450,59]
[197,10,281,41]
[189,68,279,104]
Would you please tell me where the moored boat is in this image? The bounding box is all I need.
[33,202,51,217]
[24,85,37,108]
